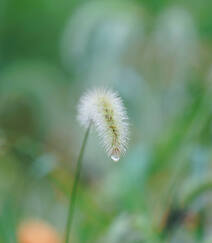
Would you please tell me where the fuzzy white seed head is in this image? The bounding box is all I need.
[77,88,129,162]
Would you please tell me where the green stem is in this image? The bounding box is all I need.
[65,124,91,243]
[182,180,212,208]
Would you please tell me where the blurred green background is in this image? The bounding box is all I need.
[0,0,212,242]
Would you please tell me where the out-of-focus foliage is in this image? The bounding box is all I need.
[0,0,212,242]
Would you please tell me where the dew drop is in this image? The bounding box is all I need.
[111,154,120,162]
[111,148,120,162]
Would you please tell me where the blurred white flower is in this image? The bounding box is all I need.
[100,214,143,243]
[154,7,197,59]
[77,88,129,161]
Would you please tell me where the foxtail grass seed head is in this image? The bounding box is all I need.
[77,88,129,162]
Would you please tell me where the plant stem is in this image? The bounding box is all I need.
[65,124,91,243]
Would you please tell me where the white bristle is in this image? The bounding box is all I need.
[77,88,129,161]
